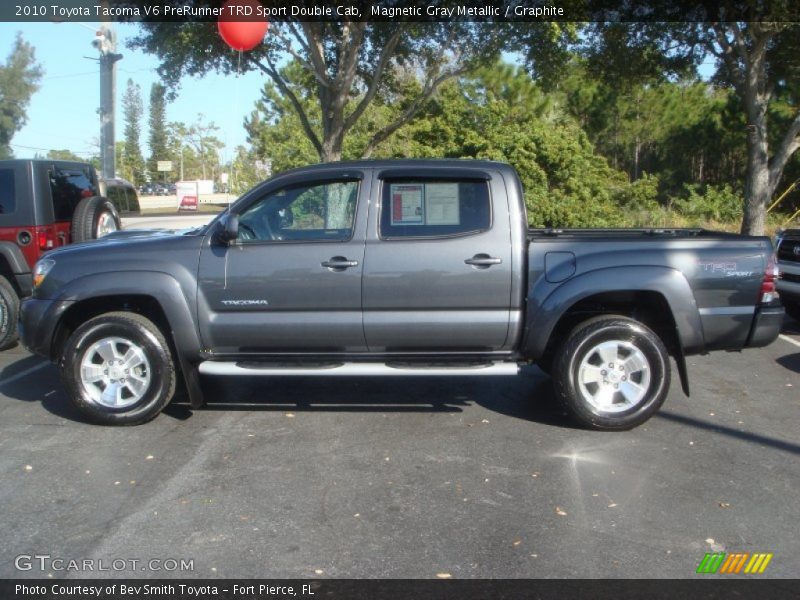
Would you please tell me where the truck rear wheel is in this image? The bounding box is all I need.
[552,315,670,430]
[59,312,176,425]
[0,276,20,350]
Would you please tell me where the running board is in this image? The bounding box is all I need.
[198,361,519,377]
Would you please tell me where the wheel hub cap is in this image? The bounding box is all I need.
[97,213,117,237]
[577,340,651,413]
[79,336,151,408]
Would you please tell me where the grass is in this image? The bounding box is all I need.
[140,204,227,216]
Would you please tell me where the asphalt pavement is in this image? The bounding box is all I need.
[0,319,798,579]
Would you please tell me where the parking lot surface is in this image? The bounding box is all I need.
[0,319,798,579]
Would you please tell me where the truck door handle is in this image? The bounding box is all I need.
[321,257,359,270]
[465,254,502,268]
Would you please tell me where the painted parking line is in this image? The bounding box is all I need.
[779,334,800,348]
[0,361,49,387]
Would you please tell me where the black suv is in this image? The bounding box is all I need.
[0,159,128,349]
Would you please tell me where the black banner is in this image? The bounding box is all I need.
[2,0,800,23]
[2,579,800,600]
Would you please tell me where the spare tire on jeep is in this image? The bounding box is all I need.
[71,196,120,242]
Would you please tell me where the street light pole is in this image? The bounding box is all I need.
[93,25,122,179]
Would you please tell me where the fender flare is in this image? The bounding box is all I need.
[54,270,202,362]
[0,241,31,274]
[522,265,705,361]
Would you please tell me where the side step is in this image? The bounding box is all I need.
[198,361,519,377]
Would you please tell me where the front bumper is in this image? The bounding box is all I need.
[745,304,785,348]
[19,297,72,360]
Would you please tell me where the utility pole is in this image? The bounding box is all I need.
[93,25,122,179]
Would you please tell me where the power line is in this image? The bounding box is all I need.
[10,143,96,155]
[42,70,98,81]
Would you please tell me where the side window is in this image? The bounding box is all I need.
[49,167,98,220]
[0,169,15,214]
[106,184,127,212]
[380,180,491,239]
[237,179,359,243]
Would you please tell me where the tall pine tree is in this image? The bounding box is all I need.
[147,82,168,182]
[121,78,145,184]
[0,33,42,158]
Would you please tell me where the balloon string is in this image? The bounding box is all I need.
[228,49,243,203]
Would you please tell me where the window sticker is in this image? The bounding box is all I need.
[424,183,460,225]
[390,184,424,224]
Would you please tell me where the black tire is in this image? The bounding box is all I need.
[0,276,20,350]
[784,301,800,323]
[71,196,120,242]
[59,312,176,425]
[552,315,671,431]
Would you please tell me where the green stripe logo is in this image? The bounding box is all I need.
[696,551,773,574]
[696,552,726,574]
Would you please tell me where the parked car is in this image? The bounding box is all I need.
[776,228,800,321]
[100,178,140,216]
[0,159,121,349]
[20,160,784,427]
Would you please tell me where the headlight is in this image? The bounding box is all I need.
[32,258,55,289]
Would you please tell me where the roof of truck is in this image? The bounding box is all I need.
[276,158,517,176]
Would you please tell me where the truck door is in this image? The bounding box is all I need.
[197,172,370,354]
[362,169,513,352]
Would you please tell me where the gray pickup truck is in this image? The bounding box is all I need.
[19,160,784,429]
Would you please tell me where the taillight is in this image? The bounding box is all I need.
[759,253,779,304]
[36,227,54,251]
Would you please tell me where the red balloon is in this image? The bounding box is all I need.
[218,0,269,52]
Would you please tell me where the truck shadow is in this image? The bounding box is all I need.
[0,353,571,427]
[167,366,571,427]
[776,352,800,374]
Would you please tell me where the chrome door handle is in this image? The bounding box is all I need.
[321,257,359,270]
[465,255,502,267]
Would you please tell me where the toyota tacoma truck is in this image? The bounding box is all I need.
[19,160,785,429]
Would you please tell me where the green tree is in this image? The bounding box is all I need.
[184,115,223,181]
[248,62,629,227]
[571,15,800,234]
[147,82,169,182]
[131,21,504,162]
[167,117,223,181]
[46,149,83,161]
[0,33,42,158]
[120,79,145,184]
[228,145,264,195]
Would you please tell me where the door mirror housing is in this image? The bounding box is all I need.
[216,213,239,244]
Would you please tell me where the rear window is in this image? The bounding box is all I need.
[0,169,15,214]
[380,179,491,239]
[106,184,128,212]
[49,166,97,221]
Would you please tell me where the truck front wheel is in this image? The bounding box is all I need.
[59,312,176,425]
[553,315,671,431]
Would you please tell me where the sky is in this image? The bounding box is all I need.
[0,21,267,165]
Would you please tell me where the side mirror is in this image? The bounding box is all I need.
[216,213,239,244]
